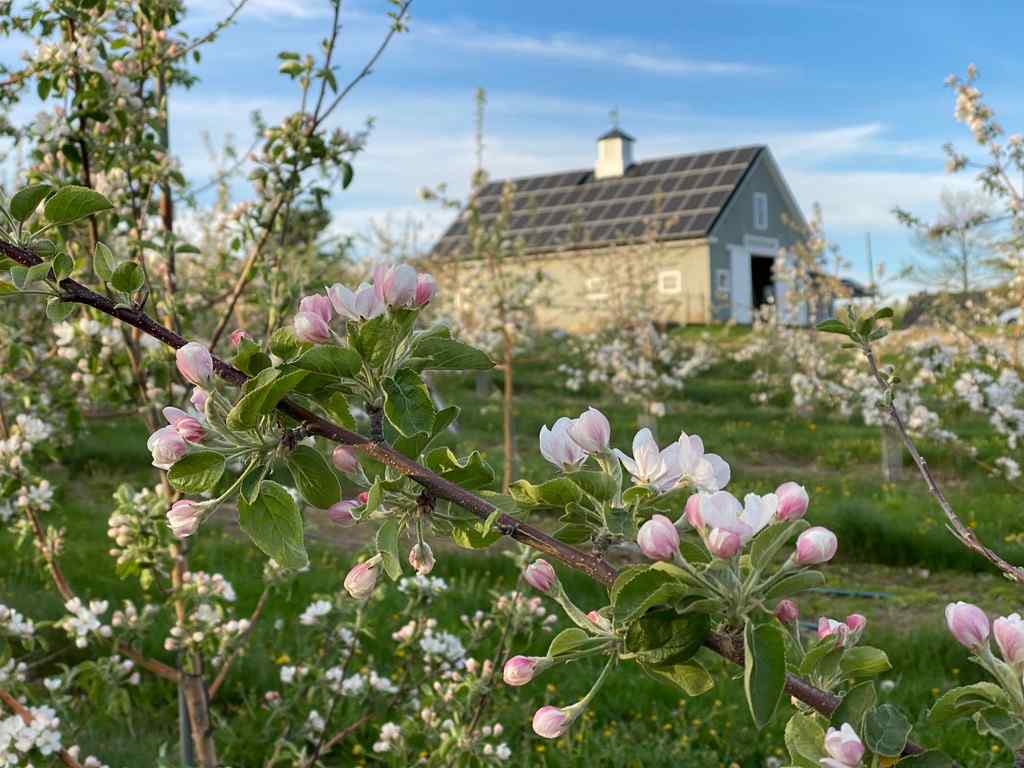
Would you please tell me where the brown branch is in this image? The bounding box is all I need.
[0,238,940,756]
[863,345,1024,583]
[0,687,85,768]
[208,584,271,699]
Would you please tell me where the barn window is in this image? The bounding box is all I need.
[715,269,730,293]
[585,276,608,300]
[753,192,768,231]
[658,270,682,294]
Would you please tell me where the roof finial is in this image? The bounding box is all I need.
[609,106,619,130]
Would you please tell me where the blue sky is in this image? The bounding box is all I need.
[8,0,1024,292]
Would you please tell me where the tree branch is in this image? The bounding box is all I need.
[0,238,940,756]
[0,687,85,768]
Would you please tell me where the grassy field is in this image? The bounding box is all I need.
[2,327,1022,766]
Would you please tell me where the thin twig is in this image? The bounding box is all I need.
[0,687,86,768]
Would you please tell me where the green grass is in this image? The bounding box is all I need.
[2,331,1022,765]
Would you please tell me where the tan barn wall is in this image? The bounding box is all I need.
[435,240,711,333]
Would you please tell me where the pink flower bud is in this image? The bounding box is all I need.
[818,617,851,647]
[408,542,435,575]
[846,613,867,636]
[414,273,437,306]
[327,501,358,526]
[229,328,249,348]
[775,600,799,625]
[380,264,418,306]
[946,601,990,649]
[774,481,809,521]
[163,407,205,443]
[293,311,330,344]
[706,527,742,559]
[176,342,213,387]
[823,723,865,767]
[502,655,539,687]
[567,407,611,453]
[636,514,680,560]
[994,613,1024,665]
[344,557,381,601]
[532,705,570,739]
[524,559,557,593]
[331,445,360,474]
[190,387,209,413]
[147,426,187,469]
[684,493,703,529]
[299,293,332,324]
[167,500,200,538]
[357,491,369,505]
[794,526,837,565]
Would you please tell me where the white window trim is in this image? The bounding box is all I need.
[585,276,608,300]
[715,268,730,293]
[753,192,768,231]
[658,270,682,294]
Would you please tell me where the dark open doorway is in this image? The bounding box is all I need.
[751,255,775,310]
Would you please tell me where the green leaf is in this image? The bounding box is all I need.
[293,345,362,378]
[815,319,850,335]
[975,706,1024,751]
[44,185,113,225]
[625,608,710,666]
[784,712,827,768]
[94,242,116,282]
[895,751,954,767]
[751,520,808,570]
[383,367,436,437]
[341,161,354,189]
[286,444,341,509]
[840,646,891,679]
[412,335,494,370]
[569,470,619,502]
[269,326,305,362]
[226,369,308,430]
[424,448,494,490]
[322,392,355,428]
[650,661,714,696]
[375,518,402,580]
[110,262,145,293]
[863,704,912,757]
[10,184,53,222]
[509,477,583,509]
[548,628,590,657]
[238,480,308,569]
[431,406,460,437]
[873,307,894,320]
[764,570,825,600]
[168,451,226,493]
[930,682,1007,724]
[9,266,28,290]
[744,620,787,729]
[51,252,73,281]
[24,261,50,286]
[46,297,75,322]
[364,478,382,515]
[831,681,877,732]
[610,566,689,626]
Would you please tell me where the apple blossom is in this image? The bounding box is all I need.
[697,491,774,547]
[659,431,731,493]
[408,543,435,575]
[775,481,809,521]
[379,264,418,306]
[614,428,667,486]
[637,514,679,560]
[331,445,360,474]
[524,559,557,593]
[539,417,587,471]
[503,655,541,686]
[945,601,990,649]
[327,501,358,526]
[189,387,208,412]
[532,705,570,739]
[567,407,611,454]
[822,723,865,768]
[994,613,1024,665]
[344,556,382,601]
[167,500,200,539]
[328,281,386,321]
[228,328,249,347]
[293,310,331,344]
[175,342,213,387]
[794,526,838,565]
[162,407,205,443]
[775,600,799,624]
[299,293,332,324]
[684,493,703,528]
[707,527,742,559]
[147,426,187,469]
[414,273,437,306]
